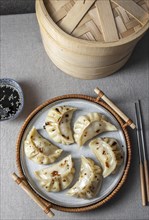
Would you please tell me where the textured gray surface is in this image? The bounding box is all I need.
[0,0,35,15]
[0,13,149,220]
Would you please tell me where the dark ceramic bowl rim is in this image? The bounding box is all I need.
[0,78,24,121]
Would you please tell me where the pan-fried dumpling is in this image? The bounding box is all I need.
[34,155,75,192]
[24,127,63,164]
[68,157,102,199]
[74,112,117,146]
[45,106,77,145]
[89,137,123,178]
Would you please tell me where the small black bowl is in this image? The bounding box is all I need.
[0,78,24,121]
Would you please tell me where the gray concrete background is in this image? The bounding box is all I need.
[0,0,35,15]
[0,13,149,220]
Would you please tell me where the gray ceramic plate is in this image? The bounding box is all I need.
[20,98,127,208]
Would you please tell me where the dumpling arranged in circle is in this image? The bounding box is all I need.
[89,137,123,178]
[45,106,77,145]
[34,155,75,192]
[24,127,63,164]
[74,112,117,146]
[68,157,102,199]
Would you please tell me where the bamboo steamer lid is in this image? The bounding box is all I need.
[36,0,149,79]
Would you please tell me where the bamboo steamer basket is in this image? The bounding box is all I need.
[36,0,149,79]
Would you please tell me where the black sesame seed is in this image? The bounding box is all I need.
[0,84,21,120]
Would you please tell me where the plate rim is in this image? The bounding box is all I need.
[16,94,131,212]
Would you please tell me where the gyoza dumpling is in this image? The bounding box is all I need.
[68,157,102,199]
[34,155,75,192]
[45,106,77,145]
[89,137,123,178]
[24,127,63,164]
[74,112,117,146]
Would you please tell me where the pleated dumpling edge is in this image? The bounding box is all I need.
[74,112,117,146]
[68,156,103,199]
[45,106,77,145]
[24,127,63,164]
[89,137,124,178]
[34,155,75,192]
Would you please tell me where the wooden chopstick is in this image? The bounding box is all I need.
[137,100,149,202]
[135,101,148,206]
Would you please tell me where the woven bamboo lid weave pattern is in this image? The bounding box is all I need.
[45,0,149,42]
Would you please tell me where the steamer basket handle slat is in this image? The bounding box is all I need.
[11,173,55,218]
[94,87,136,129]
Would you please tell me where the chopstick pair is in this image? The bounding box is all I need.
[135,100,149,206]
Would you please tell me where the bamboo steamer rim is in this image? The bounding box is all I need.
[42,38,132,79]
[37,0,149,48]
[16,94,131,212]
